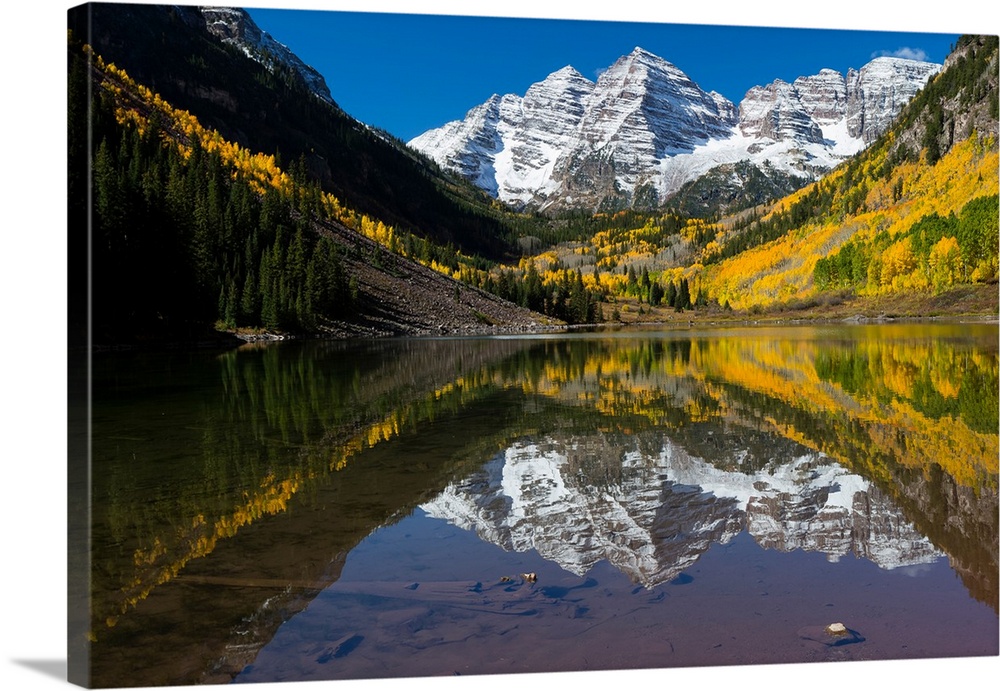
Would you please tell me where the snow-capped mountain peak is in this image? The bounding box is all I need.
[410,63,597,202]
[580,46,737,154]
[408,47,941,212]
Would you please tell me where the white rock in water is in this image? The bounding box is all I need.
[826,622,848,635]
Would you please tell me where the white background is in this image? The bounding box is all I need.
[3,1,997,690]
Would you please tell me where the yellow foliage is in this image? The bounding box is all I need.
[700,136,998,309]
[928,235,962,289]
[89,43,494,288]
[880,237,917,287]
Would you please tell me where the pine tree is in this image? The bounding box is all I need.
[649,280,664,306]
[675,278,691,311]
[567,269,591,324]
[524,262,545,313]
[665,281,677,309]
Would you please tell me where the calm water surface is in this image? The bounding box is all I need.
[77,322,999,687]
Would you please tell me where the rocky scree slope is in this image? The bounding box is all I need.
[305,217,552,339]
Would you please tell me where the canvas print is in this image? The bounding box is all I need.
[66,1,999,688]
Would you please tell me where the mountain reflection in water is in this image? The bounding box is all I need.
[422,436,942,589]
[78,322,998,687]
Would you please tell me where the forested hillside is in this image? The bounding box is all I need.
[68,32,550,343]
[694,34,999,311]
[68,3,521,261]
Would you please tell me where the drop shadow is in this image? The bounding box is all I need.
[12,659,66,681]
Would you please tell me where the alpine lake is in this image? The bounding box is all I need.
[73,321,999,687]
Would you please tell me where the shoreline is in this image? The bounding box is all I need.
[81,309,999,354]
[78,280,999,352]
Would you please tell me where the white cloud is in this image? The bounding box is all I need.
[872,47,930,61]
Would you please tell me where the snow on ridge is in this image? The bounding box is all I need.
[408,47,941,210]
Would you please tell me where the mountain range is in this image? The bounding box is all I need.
[408,47,941,212]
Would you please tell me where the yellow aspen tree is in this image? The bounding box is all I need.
[928,235,962,290]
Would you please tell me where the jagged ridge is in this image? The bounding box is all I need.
[199,6,338,107]
[409,48,940,213]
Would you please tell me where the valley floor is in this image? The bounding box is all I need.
[230,282,998,345]
[595,283,999,331]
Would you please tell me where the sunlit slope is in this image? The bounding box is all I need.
[695,35,998,311]
[500,36,998,316]
[700,138,998,310]
[72,34,553,340]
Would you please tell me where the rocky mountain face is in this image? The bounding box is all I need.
[409,49,941,213]
[843,58,943,142]
[198,6,338,108]
[420,434,941,587]
[888,34,999,168]
[550,48,740,210]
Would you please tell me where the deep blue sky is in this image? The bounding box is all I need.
[243,2,963,142]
